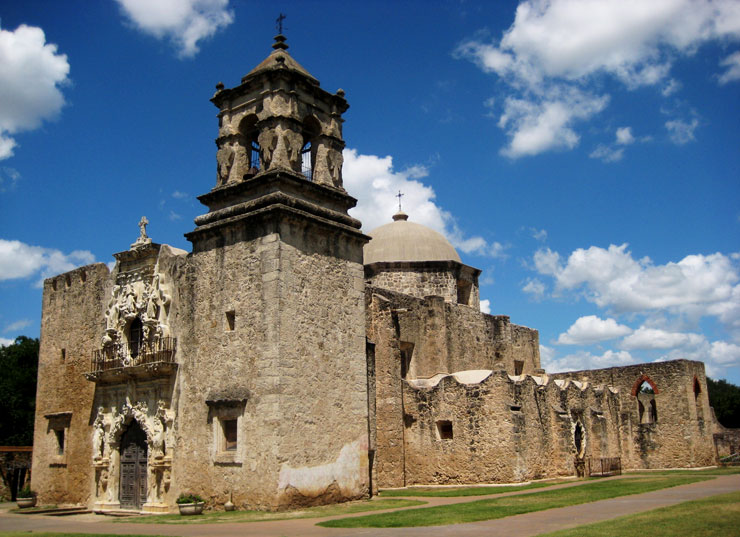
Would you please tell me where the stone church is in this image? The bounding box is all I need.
[32,35,721,513]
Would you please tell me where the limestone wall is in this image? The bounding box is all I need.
[551,360,716,469]
[365,262,480,308]
[401,371,621,485]
[368,268,458,304]
[173,227,278,510]
[179,213,369,510]
[32,263,110,506]
[366,287,542,489]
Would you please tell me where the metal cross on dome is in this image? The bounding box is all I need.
[396,190,404,212]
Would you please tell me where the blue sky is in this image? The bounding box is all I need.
[1,0,739,383]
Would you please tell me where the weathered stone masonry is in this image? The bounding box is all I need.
[31,34,732,513]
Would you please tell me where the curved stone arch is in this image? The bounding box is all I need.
[108,403,154,447]
[630,374,660,396]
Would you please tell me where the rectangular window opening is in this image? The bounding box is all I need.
[514,360,524,376]
[436,420,453,440]
[223,419,237,451]
[225,310,235,331]
[60,349,66,362]
[55,429,65,455]
[457,279,472,305]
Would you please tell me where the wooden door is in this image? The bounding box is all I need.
[119,421,147,509]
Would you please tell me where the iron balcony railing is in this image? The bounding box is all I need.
[90,337,176,373]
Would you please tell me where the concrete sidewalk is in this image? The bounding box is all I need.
[1,474,737,537]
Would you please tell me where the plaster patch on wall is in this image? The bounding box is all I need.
[277,438,368,498]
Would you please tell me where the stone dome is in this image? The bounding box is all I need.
[364,212,461,265]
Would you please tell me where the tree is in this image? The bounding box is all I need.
[707,377,740,429]
[0,336,39,445]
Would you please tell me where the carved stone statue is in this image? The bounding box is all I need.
[216,142,235,185]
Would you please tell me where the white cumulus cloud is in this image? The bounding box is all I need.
[615,127,635,145]
[718,50,740,84]
[455,0,740,157]
[557,315,633,345]
[3,318,32,333]
[522,278,546,299]
[115,0,234,58]
[533,244,740,343]
[343,148,504,258]
[621,326,705,350]
[498,88,608,158]
[542,349,636,373]
[665,117,699,144]
[0,23,70,160]
[0,337,15,347]
[0,239,96,286]
[480,299,491,314]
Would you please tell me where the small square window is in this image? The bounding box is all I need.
[436,420,453,440]
[225,311,235,331]
[223,419,237,451]
[55,429,65,455]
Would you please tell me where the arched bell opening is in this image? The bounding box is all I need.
[238,114,261,177]
[301,116,321,181]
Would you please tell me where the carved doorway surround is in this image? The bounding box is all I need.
[119,421,147,510]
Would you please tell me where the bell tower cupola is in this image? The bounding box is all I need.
[210,34,349,189]
[186,33,365,253]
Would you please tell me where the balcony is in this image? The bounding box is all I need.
[85,337,177,383]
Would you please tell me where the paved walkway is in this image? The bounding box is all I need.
[1,474,738,537]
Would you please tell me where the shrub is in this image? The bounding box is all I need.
[176,492,204,504]
[18,484,35,498]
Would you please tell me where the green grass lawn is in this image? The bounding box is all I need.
[537,490,740,537]
[379,479,569,497]
[629,466,740,476]
[119,498,424,524]
[318,474,710,528]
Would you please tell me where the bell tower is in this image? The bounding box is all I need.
[182,35,371,509]
[210,34,348,189]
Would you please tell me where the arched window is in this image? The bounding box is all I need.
[239,114,260,177]
[693,377,701,400]
[574,422,585,457]
[301,116,321,181]
[129,317,144,358]
[301,140,313,180]
[636,380,658,424]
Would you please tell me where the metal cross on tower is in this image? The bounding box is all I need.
[276,13,286,34]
